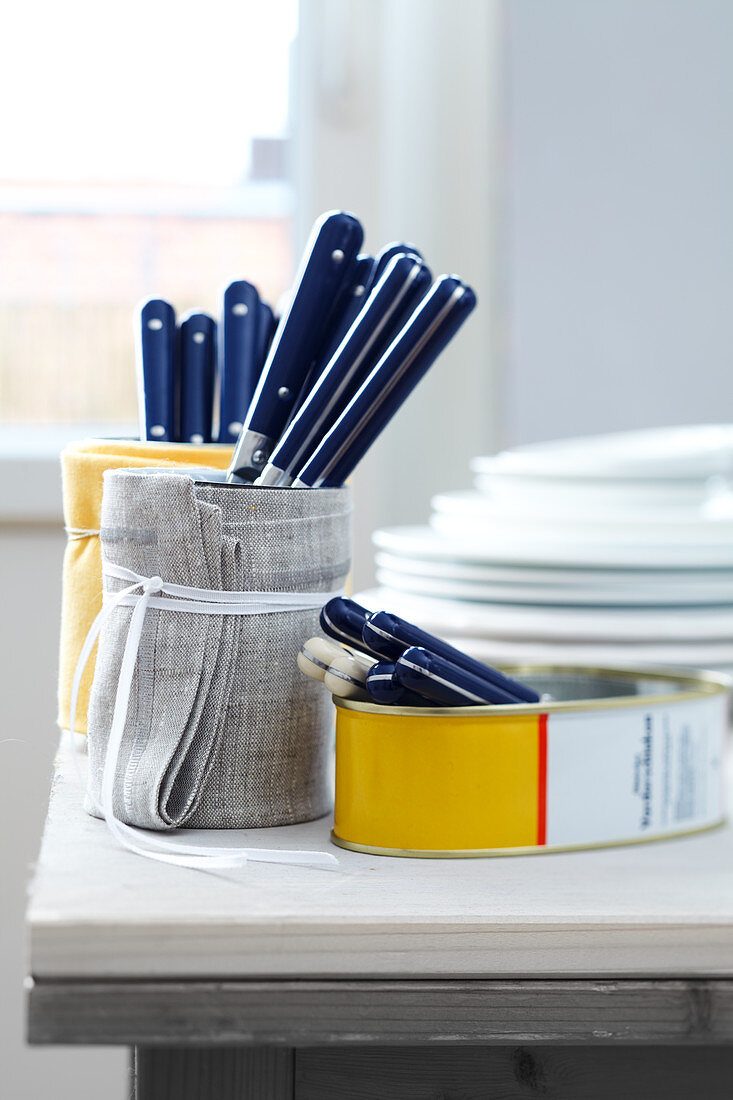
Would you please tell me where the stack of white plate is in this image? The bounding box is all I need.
[360,425,733,676]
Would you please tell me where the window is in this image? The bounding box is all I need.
[0,0,297,424]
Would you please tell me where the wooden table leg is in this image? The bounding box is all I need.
[131,1046,294,1099]
[295,1045,733,1100]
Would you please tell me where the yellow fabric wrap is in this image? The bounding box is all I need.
[58,439,233,734]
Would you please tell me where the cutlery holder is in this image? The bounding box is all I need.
[85,469,351,830]
[58,439,233,735]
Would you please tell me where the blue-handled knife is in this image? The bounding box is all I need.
[227,210,364,481]
[363,610,539,703]
[319,597,385,660]
[395,647,529,707]
[256,254,431,485]
[135,298,177,441]
[179,311,216,444]
[366,241,423,294]
[255,299,276,376]
[218,280,262,444]
[365,660,429,707]
[291,275,476,488]
[307,254,375,376]
[279,257,376,436]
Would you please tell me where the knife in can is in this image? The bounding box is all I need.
[179,311,216,444]
[135,298,177,441]
[319,597,384,660]
[395,647,527,707]
[366,241,423,294]
[281,256,376,433]
[227,210,364,481]
[218,280,262,444]
[291,275,476,488]
[255,299,276,377]
[307,254,375,376]
[365,660,429,707]
[363,610,539,703]
[256,253,431,485]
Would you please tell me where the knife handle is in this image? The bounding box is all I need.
[395,647,526,706]
[293,276,476,488]
[218,280,261,443]
[179,311,216,444]
[363,610,539,703]
[365,661,429,706]
[257,254,431,485]
[229,211,364,480]
[256,300,276,375]
[136,298,177,441]
[281,256,374,435]
[309,254,375,374]
[366,241,422,294]
[319,597,384,660]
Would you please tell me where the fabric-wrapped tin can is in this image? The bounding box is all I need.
[85,468,351,831]
[58,438,234,736]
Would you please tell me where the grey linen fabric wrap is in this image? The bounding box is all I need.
[86,468,351,830]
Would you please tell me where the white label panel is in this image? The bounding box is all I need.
[545,694,727,847]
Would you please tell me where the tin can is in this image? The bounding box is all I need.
[332,665,729,857]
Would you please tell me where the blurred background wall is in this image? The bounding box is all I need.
[2,1,732,1095]
[502,0,733,447]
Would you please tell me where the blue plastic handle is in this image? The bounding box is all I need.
[231,211,364,475]
[395,647,529,707]
[282,257,375,434]
[293,275,476,487]
[319,597,384,660]
[366,241,423,294]
[363,610,539,703]
[308,255,376,374]
[256,300,276,375]
[218,280,262,444]
[136,298,177,441]
[257,254,431,484]
[365,660,429,707]
[179,311,216,444]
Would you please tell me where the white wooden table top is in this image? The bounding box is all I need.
[27,736,733,981]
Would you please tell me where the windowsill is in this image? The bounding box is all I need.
[0,423,136,524]
[0,181,293,219]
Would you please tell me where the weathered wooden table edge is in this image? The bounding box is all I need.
[27,976,733,1046]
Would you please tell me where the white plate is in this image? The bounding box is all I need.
[355,586,733,642]
[426,636,733,676]
[374,524,733,570]
[469,477,733,518]
[357,589,733,666]
[374,566,733,607]
[471,424,733,481]
[374,550,733,588]
[429,491,733,543]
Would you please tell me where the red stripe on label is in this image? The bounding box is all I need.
[537,713,548,846]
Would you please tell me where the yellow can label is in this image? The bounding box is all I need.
[335,709,544,851]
